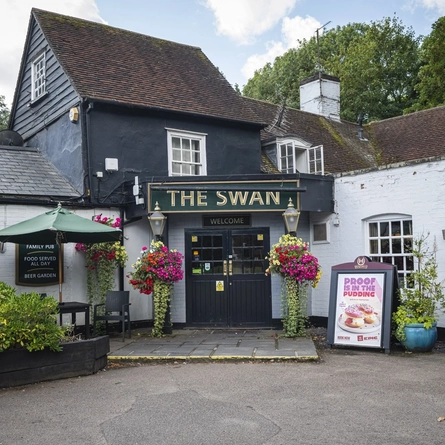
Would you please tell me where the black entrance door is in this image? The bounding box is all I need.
[185,228,271,327]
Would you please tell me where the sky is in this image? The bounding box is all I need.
[1,0,444,108]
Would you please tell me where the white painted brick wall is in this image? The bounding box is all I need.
[311,160,445,327]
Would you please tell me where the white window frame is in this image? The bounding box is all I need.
[276,138,324,175]
[366,215,413,286]
[31,53,46,101]
[166,128,207,176]
[308,145,324,175]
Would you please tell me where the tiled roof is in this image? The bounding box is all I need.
[32,9,264,126]
[245,96,445,175]
[0,146,80,198]
[261,153,280,174]
[243,97,377,174]
[366,106,445,164]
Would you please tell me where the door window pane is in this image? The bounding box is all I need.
[231,233,264,274]
[190,234,223,275]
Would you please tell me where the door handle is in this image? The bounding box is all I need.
[223,260,227,276]
[228,260,233,276]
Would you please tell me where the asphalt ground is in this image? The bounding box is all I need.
[2,328,445,445]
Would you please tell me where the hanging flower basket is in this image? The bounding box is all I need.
[75,215,128,308]
[266,234,322,337]
[127,240,184,337]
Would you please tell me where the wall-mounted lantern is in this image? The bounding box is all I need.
[282,198,300,236]
[148,202,167,240]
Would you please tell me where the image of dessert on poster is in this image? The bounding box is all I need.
[334,273,385,347]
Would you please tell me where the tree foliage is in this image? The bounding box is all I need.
[406,16,445,112]
[0,95,9,131]
[243,16,422,122]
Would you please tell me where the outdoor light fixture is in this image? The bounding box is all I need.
[148,202,167,239]
[282,198,300,235]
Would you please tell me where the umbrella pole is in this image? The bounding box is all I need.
[59,259,62,303]
[57,237,63,303]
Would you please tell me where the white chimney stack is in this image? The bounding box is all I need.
[300,73,340,120]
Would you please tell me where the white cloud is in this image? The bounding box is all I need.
[0,0,105,108]
[241,41,286,79]
[415,0,445,14]
[281,15,323,47]
[204,0,296,45]
[241,15,321,83]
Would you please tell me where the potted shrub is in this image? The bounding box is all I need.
[0,282,67,352]
[392,234,445,352]
[0,283,109,387]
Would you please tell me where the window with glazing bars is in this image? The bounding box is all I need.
[167,129,207,176]
[368,219,413,286]
[32,53,46,100]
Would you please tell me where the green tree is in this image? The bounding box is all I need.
[406,16,445,113]
[243,17,421,122]
[338,17,421,121]
[0,95,9,131]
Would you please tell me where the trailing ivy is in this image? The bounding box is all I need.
[282,277,308,337]
[152,281,173,338]
[75,216,128,311]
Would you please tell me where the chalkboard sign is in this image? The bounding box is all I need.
[16,244,62,286]
[327,256,398,354]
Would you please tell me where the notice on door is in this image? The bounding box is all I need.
[216,281,224,291]
[16,244,61,286]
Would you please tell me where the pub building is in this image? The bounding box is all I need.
[2,9,445,333]
[125,175,333,328]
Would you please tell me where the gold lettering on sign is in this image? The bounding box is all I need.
[181,191,194,206]
[216,191,227,206]
[266,191,280,205]
[249,191,264,205]
[228,191,249,205]
[167,190,180,206]
[162,188,283,208]
[197,191,207,206]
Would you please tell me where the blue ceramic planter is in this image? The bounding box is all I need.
[402,323,437,352]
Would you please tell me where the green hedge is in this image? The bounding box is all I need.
[0,282,67,352]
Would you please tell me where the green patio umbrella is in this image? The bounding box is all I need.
[0,203,122,302]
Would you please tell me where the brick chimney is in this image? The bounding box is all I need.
[300,73,340,120]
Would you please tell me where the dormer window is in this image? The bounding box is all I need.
[31,53,46,100]
[276,138,324,175]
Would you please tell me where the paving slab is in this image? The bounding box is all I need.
[107,328,319,361]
